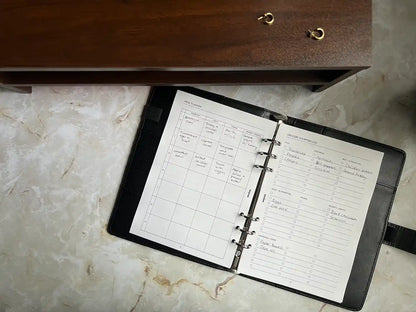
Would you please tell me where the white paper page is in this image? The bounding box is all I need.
[239,123,384,302]
[130,90,276,268]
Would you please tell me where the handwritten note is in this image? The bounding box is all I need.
[130,90,276,268]
[239,123,383,302]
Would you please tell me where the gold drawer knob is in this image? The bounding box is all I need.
[308,28,325,40]
[258,12,274,25]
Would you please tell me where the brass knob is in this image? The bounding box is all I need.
[308,28,325,40]
[258,13,274,25]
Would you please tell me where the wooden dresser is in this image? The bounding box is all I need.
[0,0,371,93]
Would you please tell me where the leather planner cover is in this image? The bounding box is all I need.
[108,86,406,311]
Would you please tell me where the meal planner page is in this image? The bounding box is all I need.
[130,91,277,268]
[239,123,384,302]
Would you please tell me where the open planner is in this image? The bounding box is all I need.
[108,87,406,311]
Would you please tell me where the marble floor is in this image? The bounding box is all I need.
[1,1,416,311]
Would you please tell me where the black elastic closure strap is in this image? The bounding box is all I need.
[383,222,416,255]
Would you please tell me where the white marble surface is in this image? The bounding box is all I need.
[1,1,416,311]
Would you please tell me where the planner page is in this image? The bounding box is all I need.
[239,123,384,302]
[130,90,277,268]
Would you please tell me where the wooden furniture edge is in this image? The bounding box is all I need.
[0,68,367,93]
[312,68,367,92]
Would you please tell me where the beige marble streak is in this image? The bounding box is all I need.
[1,0,416,311]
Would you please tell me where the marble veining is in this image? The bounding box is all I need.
[1,0,416,311]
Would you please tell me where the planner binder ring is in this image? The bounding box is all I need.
[239,212,260,221]
[262,138,281,146]
[235,225,256,235]
[231,239,252,249]
[270,112,288,123]
[254,164,273,172]
[258,151,277,159]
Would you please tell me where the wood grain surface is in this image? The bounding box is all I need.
[0,0,371,91]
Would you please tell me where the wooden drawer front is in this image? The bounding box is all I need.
[0,0,371,70]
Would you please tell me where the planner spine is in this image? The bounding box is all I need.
[230,114,287,271]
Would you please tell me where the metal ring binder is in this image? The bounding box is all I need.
[235,225,256,235]
[262,138,281,146]
[231,113,286,271]
[270,113,288,123]
[239,212,260,221]
[258,151,277,159]
[231,239,252,249]
[254,164,273,172]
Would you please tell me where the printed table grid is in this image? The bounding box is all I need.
[142,108,265,260]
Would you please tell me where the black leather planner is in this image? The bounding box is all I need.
[108,86,409,311]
